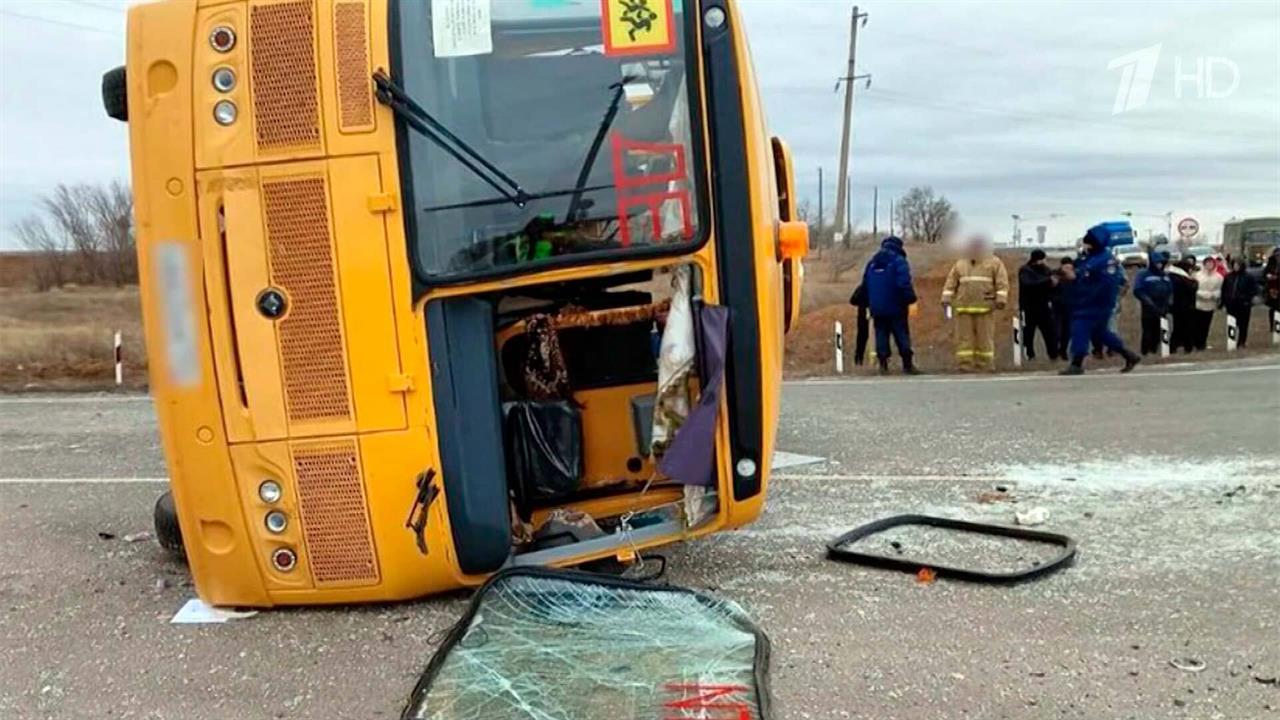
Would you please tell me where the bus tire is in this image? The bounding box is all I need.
[102,66,128,122]
[153,491,186,562]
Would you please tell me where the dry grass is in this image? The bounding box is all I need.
[0,286,146,390]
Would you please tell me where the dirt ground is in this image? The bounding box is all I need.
[0,286,146,391]
[788,248,1280,377]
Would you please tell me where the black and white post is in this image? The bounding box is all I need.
[834,320,845,375]
[1160,315,1171,358]
[1272,309,1280,347]
[113,330,123,386]
[1012,313,1024,367]
[1226,314,1238,352]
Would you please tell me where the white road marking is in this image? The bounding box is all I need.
[772,451,826,470]
[0,395,150,405]
[0,477,167,485]
[788,362,1280,386]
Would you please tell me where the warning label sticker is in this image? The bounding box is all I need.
[431,0,493,58]
[602,0,676,57]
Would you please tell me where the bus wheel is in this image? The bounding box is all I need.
[102,66,128,122]
[153,491,186,562]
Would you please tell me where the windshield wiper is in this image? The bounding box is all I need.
[422,184,616,214]
[565,76,636,223]
[373,70,529,208]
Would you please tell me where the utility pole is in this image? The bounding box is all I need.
[872,185,878,236]
[888,197,894,235]
[832,4,870,247]
[846,174,853,238]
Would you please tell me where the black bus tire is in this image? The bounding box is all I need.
[153,491,186,561]
[102,65,128,122]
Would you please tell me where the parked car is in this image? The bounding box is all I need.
[1171,244,1222,265]
[1112,243,1148,268]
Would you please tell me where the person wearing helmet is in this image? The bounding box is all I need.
[1060,225,1140,375]
[941,234,1009,371]
[1132,249,1173,355]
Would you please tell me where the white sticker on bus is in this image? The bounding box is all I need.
[431,0,493,58]
[154,242,201,388]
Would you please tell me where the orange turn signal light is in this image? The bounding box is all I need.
[779,220,809,260]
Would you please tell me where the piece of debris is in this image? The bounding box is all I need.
[170,598,258,624]
[916,567,937,585]
[1254,675,1279,686]
[1015,507,1050,526]
[154,578,168,591]
[123,531,153,543]
[977,490,1013,504]
[1062,477,1077,482]
[1223,485,1247,498]
[1170,658,1207,673]
[97,532,116,541]
[889,541,903,554]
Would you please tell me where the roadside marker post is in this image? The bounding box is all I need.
[1012,314,1023,368]
[1226,314,1238,352]
[834,321,844,375]
[1272,309,1280,347]
[1160,315,1171,358]
[113,331,123,386]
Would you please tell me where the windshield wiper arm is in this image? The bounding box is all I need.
[565,76,636,223]
[373,70,529,208]
[422,184,616,214]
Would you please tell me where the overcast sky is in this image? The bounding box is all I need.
[0,0,1276,249]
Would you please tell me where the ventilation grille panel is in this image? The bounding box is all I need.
[292,441,378,585]
[334,2,374,131]
[262,176,352,423]
[250,0,321,152]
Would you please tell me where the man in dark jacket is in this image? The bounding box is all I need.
[1018,249,1058,360]
[1132,250,1174,355]
[1050,256,1075,359]
[862,235,919,374]
[1221,257,1259,347]
[1168,256,1199,353]
[1060,225,1141,375]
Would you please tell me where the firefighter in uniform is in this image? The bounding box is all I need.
[941,234,1010,371]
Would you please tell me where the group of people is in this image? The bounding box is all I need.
[848,227,1280,377]
[1131,251,1270,354]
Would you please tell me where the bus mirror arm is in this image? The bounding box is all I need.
[405,469,440,556]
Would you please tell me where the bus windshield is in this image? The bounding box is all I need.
[394,1,705,283]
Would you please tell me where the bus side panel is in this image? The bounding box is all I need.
[126,1,270,607]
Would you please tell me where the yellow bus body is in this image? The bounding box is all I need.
[121,0,804,606]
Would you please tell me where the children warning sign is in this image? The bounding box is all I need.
[602,0,676,56]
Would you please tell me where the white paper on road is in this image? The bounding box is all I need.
[171,598,258,624]
[772,451,825,470]
[431,0,492,57]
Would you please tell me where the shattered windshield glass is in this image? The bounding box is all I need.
[394,1,706,283]
[404,571,769,720]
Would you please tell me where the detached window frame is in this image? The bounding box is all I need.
[390,0,714,290]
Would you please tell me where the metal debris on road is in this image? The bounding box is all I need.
[1169,658,1207,673]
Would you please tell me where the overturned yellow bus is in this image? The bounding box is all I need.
[105,0,805,606]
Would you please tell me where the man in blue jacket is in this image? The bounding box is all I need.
[1060,225,1141,375]
[862,235,920,375]
[1132,250,1173,355]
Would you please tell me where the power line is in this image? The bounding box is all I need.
[0,8,121,36]
[65,0,127,15]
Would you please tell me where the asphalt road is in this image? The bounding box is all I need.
[2,357,1279,719]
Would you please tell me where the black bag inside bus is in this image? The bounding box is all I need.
[505,401,583,519]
